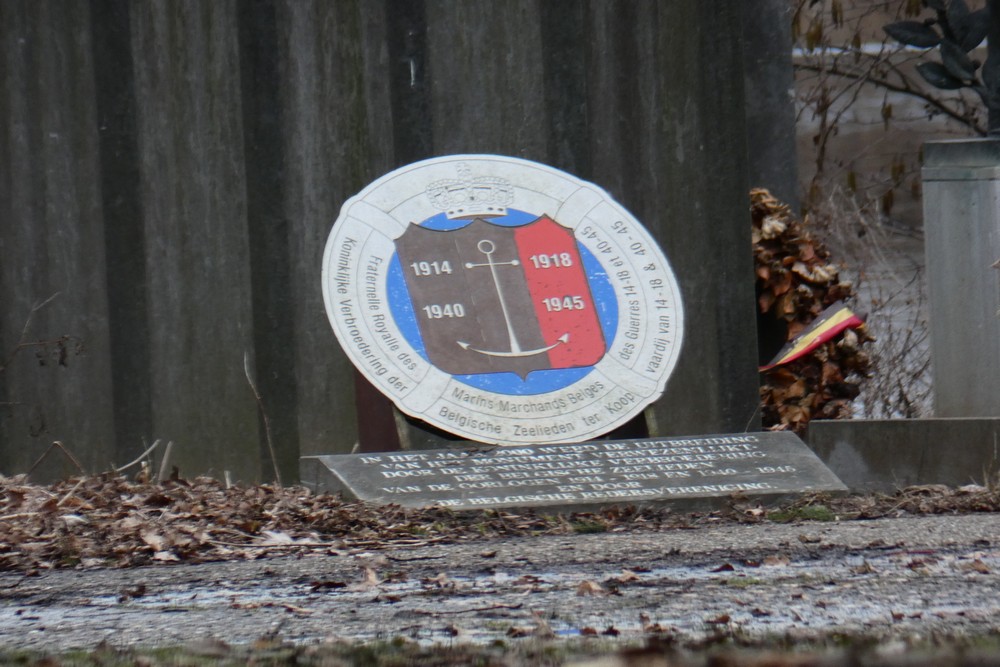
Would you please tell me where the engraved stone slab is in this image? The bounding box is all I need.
[301,432,846,511]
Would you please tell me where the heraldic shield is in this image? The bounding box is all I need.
[394,216,606,378]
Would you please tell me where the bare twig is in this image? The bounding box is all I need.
[809,188,932,419]
[25,440,86,479]
[207,540,344,549]
[1,293,62,374]
[412,603,524,616]
[795,61,987,135]
[244,350,282,487]
[114,439,161,474]
[56,478,86,507]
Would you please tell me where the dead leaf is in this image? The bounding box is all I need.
[762,554,791,567]
[117,583,147,602]
[280,603,313,615]
[514,574,545,586]
[614,569,642,583]
[309,579,348,592]
[853,560,877,574]
[260,530,294,545]
[348,566,380,590]
[960,559,991,574]
[59,514,88,526]
[531,611,555,638]
[423,572,455,589]
[576,580,604,596]
[140,530,171,552]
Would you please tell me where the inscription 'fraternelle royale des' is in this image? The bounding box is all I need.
[322,155,684,444]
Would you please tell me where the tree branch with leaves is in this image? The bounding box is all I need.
[883,0,1000,134]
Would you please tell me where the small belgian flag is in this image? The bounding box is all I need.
[760,301,865,372]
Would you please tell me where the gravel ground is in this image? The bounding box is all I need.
[2,513,999,657]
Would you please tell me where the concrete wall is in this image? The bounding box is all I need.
[922,139,1000,418]
[809,418,1000,492]
[0,0,760,482]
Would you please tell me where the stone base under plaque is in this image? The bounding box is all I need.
[300,432,846,512]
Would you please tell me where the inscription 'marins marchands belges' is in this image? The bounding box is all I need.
[394,216,605,378]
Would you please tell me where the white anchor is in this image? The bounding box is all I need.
[458,239,569,358]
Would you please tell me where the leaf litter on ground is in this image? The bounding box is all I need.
[3,472,1000,572]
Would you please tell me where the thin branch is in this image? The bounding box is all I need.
[411,603,524,616]
[208,539,344,549]
[25,440,86,479]
[114,439,161,474]
[795,61,987,135]
[244,350,282,488]
[57,478,87,507]
[1,293,61,374]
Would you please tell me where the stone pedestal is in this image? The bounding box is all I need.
[922,139,1000,417]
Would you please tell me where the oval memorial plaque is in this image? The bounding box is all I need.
[322,155,684,445]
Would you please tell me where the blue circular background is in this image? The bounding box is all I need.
[387,209,618,396]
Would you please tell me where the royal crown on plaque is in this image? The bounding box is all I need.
[425,163,514,219]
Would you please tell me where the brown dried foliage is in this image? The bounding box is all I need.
[752,188,873,433]
[3,472,1000,572]
[0,473,690,572]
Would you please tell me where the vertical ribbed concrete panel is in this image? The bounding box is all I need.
[0,0,763,480]
[584,2,759,435]
[276,1,395,459]
[923,139,1000,417]
[130,1,259,481]
[741,0,799,210]
[0,1,116,477]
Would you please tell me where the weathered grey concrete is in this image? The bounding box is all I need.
[1,1,762,481]
[2,514,1000,651]
[808,418,1000,492]
[742,0,799,210]
[922,139,1000,418]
